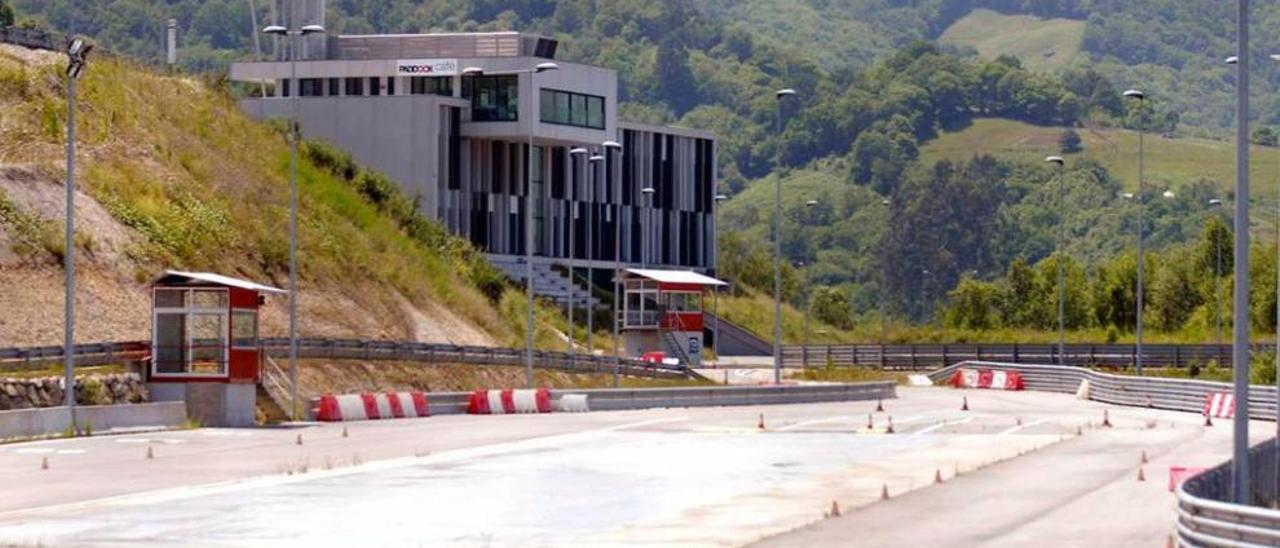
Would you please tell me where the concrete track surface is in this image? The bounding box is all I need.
[0,387,1264,547]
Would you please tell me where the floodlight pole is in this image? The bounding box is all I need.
[1230,0,1251,504]
[63,48,80,417]
[772,88,796,384]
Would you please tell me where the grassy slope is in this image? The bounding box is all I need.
[938,9,1085,72]
[0,45,524,346]
[920,118,1280,233]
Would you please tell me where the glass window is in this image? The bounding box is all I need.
[232,310,258,349]
[191,290,227,310]
[280,79,290,97]
[299,78,324,97]
[328,78,340,96]
[571,94,587,126]
[155,289,186,308]
[540,89,555,121]
[464,75,519,122]
[411,76,453,96]
[386,76,396,95]
[345,77,363,96]
[154,313,187,373]
[189,313,226,374]
[369,77,381,96]
[587,96,604,129]
[554,91,570,124]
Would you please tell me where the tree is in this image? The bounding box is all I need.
[945,277,1001,329]
[0,0,13,28]
[1252,126,1278,147]
[656,37,697,115]
[1059,129,1083,153]
[810,286,853,330]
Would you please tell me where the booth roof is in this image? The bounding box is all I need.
[154,270,288,294]
[625,268,727,287]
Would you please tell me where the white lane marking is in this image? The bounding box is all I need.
[13,448,55,454]
[914,417,973,435]
[55,449,86,455]
[777,416,850,432]
[115,439,151,444]
[997,418,1049,436]
[0,416,692,520]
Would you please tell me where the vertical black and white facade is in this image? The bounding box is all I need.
[230,30,717,278]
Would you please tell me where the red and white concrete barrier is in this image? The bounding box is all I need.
[467,388,552,414]
[314,391,430,422]
[948,368,1024,391]
[1203,393,1235,419]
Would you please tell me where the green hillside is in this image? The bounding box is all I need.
[939,9,1084,72]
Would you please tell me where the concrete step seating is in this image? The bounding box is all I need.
[488,256,601,309]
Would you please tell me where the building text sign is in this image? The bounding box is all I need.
[396,58,459,76]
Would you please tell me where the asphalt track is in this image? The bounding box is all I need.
[0,387,1263,546]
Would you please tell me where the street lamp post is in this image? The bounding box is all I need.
[772,88,797,384]
[1229,0,1251,502]
[263,21,325,421]
[63,38,92,420]
[713,193,729,365]
[567,147,587,356]
[801,199,818,369]
[1123,89,1147,376]
[587,151,605,354]
[1209,198,1224,365]
[603,140,623,386]
[1046,156,1066,365]
[462,62,560,388]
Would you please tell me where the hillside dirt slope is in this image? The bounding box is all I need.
[0,43,499,348]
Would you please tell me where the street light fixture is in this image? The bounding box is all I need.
[262,21,324,421]
[1045,155,1067,365]
[461,62,560,388]
[772,87,798,384]
[63,37,92,421]
[602,140,623,385]
[567,147,588,357]
[1124,88,1148,376]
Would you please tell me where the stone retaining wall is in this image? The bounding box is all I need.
[0,374,148,410]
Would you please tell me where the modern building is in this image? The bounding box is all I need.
[228,29,719,307]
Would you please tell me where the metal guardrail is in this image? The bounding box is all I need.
[0,339,686,379]
[1176,440,1280,547]
[782,343,1257,370]
[0,26,66,52]
[389,382,900,416]
[926,361,1279,420]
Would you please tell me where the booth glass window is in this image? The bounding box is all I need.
[463,74,519,122]
[540,89,606,129]
[232,310,258,349]
[666,292,702,312]
[152,287,229,376]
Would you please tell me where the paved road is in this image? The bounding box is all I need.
[0,387,1257,546]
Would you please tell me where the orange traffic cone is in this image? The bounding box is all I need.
[758,413,766,430]
[1101,409,1113,428]
[296,434,304,446]
[1137,467,1146,482]
[867,414,874,430]
[829,500,841,517]
[961,396,969,411]
[1076,425,1083,436]
[1141,450,1148,464]
[934,468,944,484]
[1016,417,1022,427]
[146,446,154,460]
[1204,413,1214,427]
[875,399,885,412]
[342,426,349,438]
[41,456,48,470]
[880,484,890,500]
[885,417,895,434]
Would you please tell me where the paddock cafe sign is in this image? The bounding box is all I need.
[395,58,459,76]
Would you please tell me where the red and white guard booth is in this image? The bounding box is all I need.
[147,271,286,427]
[620,268,726,367]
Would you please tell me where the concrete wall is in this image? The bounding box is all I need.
[0,402,186,440]
[240,94,465,220]
[149,383,256,427]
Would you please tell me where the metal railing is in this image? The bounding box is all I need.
[926,361,1279,420]
[0,338,687,379]
[1176,440,1280,547]
[781,343,1254,370]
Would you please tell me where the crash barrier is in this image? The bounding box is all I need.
[947,368,1025,390]
[0,401,187,440]
[0,338,687,380]
[363,382,898,417]
[1203,393,1236,419]
[467,389,552,414]
[1175,438,1280,547]
[780,343,1264,370]
[927,361,1278,420]
[557,394,590,412]
[313,392,429,422]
